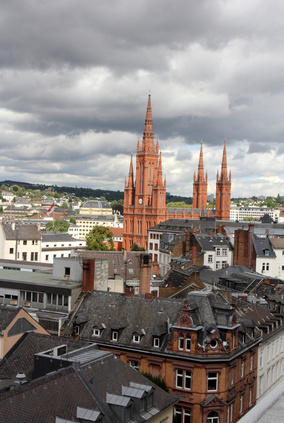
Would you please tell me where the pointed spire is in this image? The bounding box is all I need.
[220,140,228,181]
[142,95,154,151]
[157,152,163,185]
[128,155,134,187]
[198,142,205,181]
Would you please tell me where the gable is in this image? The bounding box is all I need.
[8,318,36,337]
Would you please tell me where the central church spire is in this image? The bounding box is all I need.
[142,95,155,152]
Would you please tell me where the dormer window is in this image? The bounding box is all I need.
[265,250,269,256]
[153,337,160,348]
[112,330,118,341]
[186,335,191,351]
[178,335,184,350]
[132,333,141,343]
[93,327,101,337]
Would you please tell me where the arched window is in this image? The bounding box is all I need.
[207,411,219,423]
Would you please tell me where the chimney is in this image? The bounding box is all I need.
[82,259,95,292]
[192,246,197,261]
[139,253,151,295]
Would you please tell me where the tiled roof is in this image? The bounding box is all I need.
[0,306,20,331]
[0,332,88,381]
[2,222,41,240]
[269,237,284,249]
[0,343,178,423]
[64,290,254,351]
[195,233,233,251]
[41,233,78,242]
[253,235,276,258]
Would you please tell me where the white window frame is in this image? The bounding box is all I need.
[207,372,218,391]
[132,333,141,343]
[176,369,191,390]
[112,330,118,341]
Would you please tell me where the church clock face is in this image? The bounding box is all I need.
[139,198,143,204]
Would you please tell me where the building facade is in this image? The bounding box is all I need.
[123,96,232,251]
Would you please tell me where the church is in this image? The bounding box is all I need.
[123,96,231,251]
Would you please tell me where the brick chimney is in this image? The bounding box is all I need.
[82,259,95,292]
[139,253,151,295]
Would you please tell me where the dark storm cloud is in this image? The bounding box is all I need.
[0,0,284,196]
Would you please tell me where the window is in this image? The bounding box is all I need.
[216,248,221,256]
[178,335,184,350]
[153,337,160,347]
[207,411,219,423]
[265,250,269,256]
[186,336,191,351]
[30,252,34,261]
[208,255,213,263]
[174,406,191,423]
[132,333,141,343]
[45,255,49,261]
[22,252,27,261]
[249,387,253,405]
[222,261,227,268]
[112,330,118,341]
[64,267,70,276]
[176,369,191,390]
[222,248,228,256]
[216,261,220,270]
[23,240,27,245]
[207,372,218,391]
[241,361,245,378]
[9,248,13,254]
[250,355,254,371]
[129,360,139,371]
[35,252,38,261]
[93,328,101,337]
[240,394,243,414]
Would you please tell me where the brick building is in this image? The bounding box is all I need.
[123,96,231,251]
[64,290,261,423]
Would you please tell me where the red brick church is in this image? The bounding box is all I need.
[123,96,231,250]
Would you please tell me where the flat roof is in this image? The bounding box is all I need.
[0,269,81,294]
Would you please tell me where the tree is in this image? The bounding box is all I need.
[45,220,69,233]
[69,215,76,224]
[86,226,114,251]
[131,243,145,251]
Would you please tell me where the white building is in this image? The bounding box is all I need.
[41,233,86,263]
[230,206,280,222]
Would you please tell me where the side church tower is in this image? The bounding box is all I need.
[215,140,231,220]
[192,142,208,210]
[123,96,166,251]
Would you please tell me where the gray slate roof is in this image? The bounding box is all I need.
[2,222,41,240]
[253,235,276,258]
[64,290,255,353]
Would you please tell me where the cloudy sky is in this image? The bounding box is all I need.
[0,0,284,198]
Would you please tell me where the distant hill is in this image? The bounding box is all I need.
[0,180,192,204]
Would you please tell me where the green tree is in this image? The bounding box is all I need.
[45,220,69,233]
[131,243,145,251]
[69,215,76,224]
[86,226,114,251]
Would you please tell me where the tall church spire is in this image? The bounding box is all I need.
[192,143,208,209]
[220,140,228,181]
[142,95,155,152]
[215,140,231,220]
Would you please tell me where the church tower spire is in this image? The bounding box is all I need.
[215,140,231,220]
[192,142,208,210]
[123,96,166,251]
[142,95,155,152]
